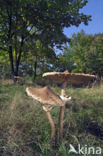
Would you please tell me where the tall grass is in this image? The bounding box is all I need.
[0,82,103,155]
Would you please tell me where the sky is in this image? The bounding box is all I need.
[64,0,103,38]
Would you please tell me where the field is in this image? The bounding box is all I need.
[0,80,103,156]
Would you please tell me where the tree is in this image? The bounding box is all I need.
[24,40,56,79]
[87,34,103,76]
[69,30,93,73]
[61,30,103,76]
[0,0,91,80]
[55,46,75,72]
[0,0,31,80]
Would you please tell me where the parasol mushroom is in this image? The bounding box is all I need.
[42,70,96,138]
[26,86,65,139]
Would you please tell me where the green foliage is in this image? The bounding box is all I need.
[87,34,103,76]
[56,46,75,72]
[0,0,91,78]
[23,39,57,79]
[60,30,103,76]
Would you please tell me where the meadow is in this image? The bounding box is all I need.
[0,80,103,156]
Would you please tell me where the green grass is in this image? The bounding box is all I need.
[0,82,103,155]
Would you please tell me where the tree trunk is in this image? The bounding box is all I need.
[8,36,24,82]
[8,46,15,77]
[15,36,24,76]
[8,46,18,83]
[34,56,37,80]
[7,7,15,79]
[7,5,24,82]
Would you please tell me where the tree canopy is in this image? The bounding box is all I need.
[60,30,103,76]
[0,0,91,79]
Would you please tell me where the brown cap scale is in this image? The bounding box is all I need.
[43,71,96,84]
[26,86,64,107]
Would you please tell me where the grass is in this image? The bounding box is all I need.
[0,81,103,155]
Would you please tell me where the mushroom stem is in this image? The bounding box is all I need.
[44,106,55,139]
[59,82,67,139]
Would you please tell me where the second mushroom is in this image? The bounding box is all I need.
[26,86,65,139]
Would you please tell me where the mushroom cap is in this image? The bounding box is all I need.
[42,71,96,84]
[26,86,64,106]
